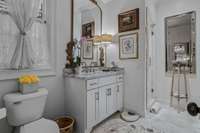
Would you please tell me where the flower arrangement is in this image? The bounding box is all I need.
[18,74,40,94]
[19,74,40,84]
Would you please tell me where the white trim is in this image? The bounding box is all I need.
[0,68,56,81]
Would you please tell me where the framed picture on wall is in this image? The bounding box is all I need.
[118,8,139,33]
[119,33,139,59]
[82,22,95,39]
[82,39,93,59]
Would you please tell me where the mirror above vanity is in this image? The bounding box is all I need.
[73,0,113,69]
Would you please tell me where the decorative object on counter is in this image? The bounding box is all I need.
[82,21,95,39]
[111,61,118,68]
[119,33,138,59]
[18,74,40,94]
[99,46,105,66]
[73,39,81,66]
[118,8,139,33]
[82,38,93,59]
[66,41,75,68]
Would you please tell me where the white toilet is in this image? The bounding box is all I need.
[3,88,59,133]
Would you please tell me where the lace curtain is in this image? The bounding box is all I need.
[0,0,49,70]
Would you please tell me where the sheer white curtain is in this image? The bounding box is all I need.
[0,13,18,69]
[0,0,49,70]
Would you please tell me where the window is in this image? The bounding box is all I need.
[0,0,49,70]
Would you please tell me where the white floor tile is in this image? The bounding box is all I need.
[92,105,200,133]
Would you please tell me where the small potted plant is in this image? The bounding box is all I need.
[18,74,40,94]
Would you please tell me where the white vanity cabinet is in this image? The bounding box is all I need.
[64,73,124,133]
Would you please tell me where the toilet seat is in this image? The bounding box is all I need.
[19,118,59,133]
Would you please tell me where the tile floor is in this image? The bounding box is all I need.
[92,105,200,133]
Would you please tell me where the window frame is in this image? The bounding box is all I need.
[0,0,57,80]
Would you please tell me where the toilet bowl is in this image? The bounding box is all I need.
[3,88,59,133]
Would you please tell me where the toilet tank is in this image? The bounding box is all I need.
[3,88,48,126]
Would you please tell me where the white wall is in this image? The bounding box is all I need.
[145,0,157,109]
[78,0,146,115]
[0,0,70,132]
[153,0,200,103]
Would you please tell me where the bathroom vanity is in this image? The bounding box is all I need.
[64,69,124,133]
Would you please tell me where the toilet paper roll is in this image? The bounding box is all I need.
[150,102,161,114]
[0,108,6,120]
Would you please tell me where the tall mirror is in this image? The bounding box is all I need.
[73,0,98,66]
[73,0,113,67]
[165,11,196,74]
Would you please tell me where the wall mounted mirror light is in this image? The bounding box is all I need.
[165,11,196,74]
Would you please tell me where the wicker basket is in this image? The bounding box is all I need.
[55,116,75,133]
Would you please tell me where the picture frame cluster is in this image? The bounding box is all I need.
[118,8,139,59]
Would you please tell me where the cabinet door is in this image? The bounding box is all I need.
[99,86,107,121]
[107,84,115,115]
[87,89,99,128]
[116,83,123,111]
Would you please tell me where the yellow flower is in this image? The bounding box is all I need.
[19,74,40,84]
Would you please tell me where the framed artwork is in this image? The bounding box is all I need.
[82,22,95,39]
[118,8,139,33]
[97,45,106,66]
[82,39,93,59]
[119,33,138,59]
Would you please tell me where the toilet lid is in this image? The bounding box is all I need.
[20,118,59,133]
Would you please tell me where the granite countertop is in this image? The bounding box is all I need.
[64,68,124,80]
